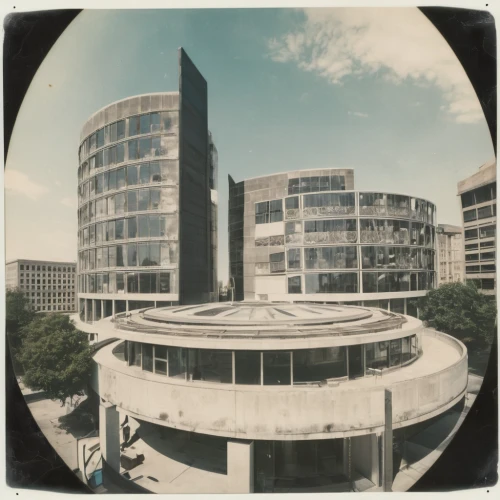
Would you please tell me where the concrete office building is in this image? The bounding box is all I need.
[6,259,77,312]
[436,224,464,285]
[77,48,217,323]
[457,159,496,295]
[229,169,437,316]
[85,302,467,493]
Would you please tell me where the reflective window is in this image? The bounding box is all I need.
[128,217,137,238]
[127,243,137,266]
[127,191,138,212]
[360,219,410,245]
[255,199,283,224]
[305,273,358,293]
[479,224,496,239]
[169,347,187,379]
[142,344,153,372]
[305,246,357,269]
[287,248,301,269]
[366,341,389,370]
[464,228,478,240]
[139,189,149,211]
[127,165,138,185]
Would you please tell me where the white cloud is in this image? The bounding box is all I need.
[60,196,77,209]
[348,110,369,118]
[4,170,49,200]
[267,8,484,124]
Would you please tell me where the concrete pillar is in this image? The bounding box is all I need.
[99,401,120,472]
[227,439,254,493]
[84,299,88,323]
[101,300,105,319]
[381,389,393,492]
[112,300,116,318]
[351,433,380,486]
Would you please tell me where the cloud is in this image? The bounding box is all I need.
[348,110,369,118]
[267,8,484,124]
[60,196,77,209]
[4,170,49,200]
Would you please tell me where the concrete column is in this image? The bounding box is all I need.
[84,299,88,323]
[381,389,393,492]
[99,401,120,472]
[112,300,116,318]
[101,300,105,319]
[227,439,254,493]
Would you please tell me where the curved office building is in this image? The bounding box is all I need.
[88,302,467,493]
[77,49,218,323]
[229,169,437,315]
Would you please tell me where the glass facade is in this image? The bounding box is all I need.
[229,173,437,301]
[116,334,419,384]
[78,98,181,300]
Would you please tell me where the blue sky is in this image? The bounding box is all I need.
[4,8,494,282]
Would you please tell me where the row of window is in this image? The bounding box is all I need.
[78,241,178,271]
[283,218,436,247]
[33,304,75,312]
[79,112,179,163]
[460,182,496,209]
[20,273,73,279]
[19,279,74,285]
[467,278,496,290]
[465,251,495,262]
[287,271,436,294]
[463,203,496,222]
[116,335,418,385]
[465,264,496,274]
[257,195,436,224]
[78,161,178,202]
[259,246,435,273]
[465,241,495,251]
[78,187,177,225]
[287,175,346,195]
[78,271,173,294]
[19,264,75,272]
[79,215,178,247]
[464,224,496,240]
[24,292,75,297]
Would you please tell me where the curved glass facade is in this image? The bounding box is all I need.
[77,98,180,312]
[229,170,436,311]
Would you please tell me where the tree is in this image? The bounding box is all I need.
[5,288,36,373]
[18,314,93,406]
[418,281,497,347]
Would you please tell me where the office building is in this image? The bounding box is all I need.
[77,48,217,323]
[436,224,464,285]
[457,159,496,295]
[6,259,77,312]
[229,169,437,315]
[86,302,467,493]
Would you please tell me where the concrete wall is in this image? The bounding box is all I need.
[351,433,379,485]
[91,331,467,441]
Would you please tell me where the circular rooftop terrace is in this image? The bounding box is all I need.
[113,302,412,338]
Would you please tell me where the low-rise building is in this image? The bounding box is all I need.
[6,259,77,312]
[83,302,467,493]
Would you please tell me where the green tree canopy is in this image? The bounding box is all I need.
[6,288,36,373]
[19,314,93,405]
[418,281,497,346]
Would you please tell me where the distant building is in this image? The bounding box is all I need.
[76,48,217,323]
[436,224,464,285]
[229,169,437,316]
[457,159,496,295]
[6,259,77,312]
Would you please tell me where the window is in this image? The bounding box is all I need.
[480,240,495,249]
[465,243,478,251]
[288,276,302,294]
[285,197,299,209]
[235,351,260,384]
[478,205,494,219]
[129,116,140,137]
[127,165,138,185]
[305,246,358,269]
[479,224,496,239]
[154,345,168,375]
[270,252,285,273]
[465,253,479,262]
[463,208,477,222]
[287,248,301,269]
[481,251,495,261]
[464,228,478,240]
[305,273,358,293]
[293,347,347,383]
[189,349,232,383]
[263,351,291,385]
[255,199,283,224]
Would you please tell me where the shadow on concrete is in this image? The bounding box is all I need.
[137,421,227,475]
[58,397,99,439]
